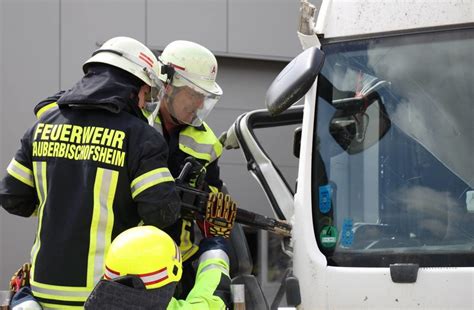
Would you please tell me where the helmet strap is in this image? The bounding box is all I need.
[161,64,175,85]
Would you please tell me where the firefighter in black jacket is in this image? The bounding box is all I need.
[33,40,231,299]
[0,36,182,309]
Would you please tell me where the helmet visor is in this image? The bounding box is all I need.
[169,71,221,127]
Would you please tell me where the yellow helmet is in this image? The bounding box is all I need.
[104,226,182,289]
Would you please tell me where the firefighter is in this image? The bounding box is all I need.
[84,191,236,309]
[32,40,229,298]
[0,36,183,309]
[148,40,228,297]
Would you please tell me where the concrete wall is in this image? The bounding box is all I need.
[0,0,307,292]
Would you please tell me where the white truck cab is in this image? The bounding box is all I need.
[224,0,474,308]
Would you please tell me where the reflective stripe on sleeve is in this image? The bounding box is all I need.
[178,122,223,164]
[7,158,34,187]
[199,262,230,277]
[179,135,219,163]
[130,167,174,199]
[36,102,59,119]
[197,249,230,277]
[198,249,230,266]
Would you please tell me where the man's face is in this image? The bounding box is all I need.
[170,86,205,124]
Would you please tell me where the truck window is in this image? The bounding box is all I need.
[312,27,474,267]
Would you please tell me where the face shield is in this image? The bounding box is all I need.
[167,70,221,127]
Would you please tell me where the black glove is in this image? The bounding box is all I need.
[181,157,207,189]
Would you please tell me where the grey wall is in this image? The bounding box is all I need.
[0,0,302,289]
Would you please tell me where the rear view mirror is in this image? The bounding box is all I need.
[266,46,325,116]
[329,93,391,154]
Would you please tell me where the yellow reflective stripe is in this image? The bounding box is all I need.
[198,249,230,266]
[178,137,213,162]
[30,161,48,281]
[179,123,223,163]
[36,102,58,119]
[197,250,230,277]
[7,158,34,187]
[130,167,174,198]
[30,282,90,300]
[153,115,163,135]
[199,262,230,276]
[179,220,199,262]
[208,185,219,194]
[41,303,83,310]
[88,168,118,287]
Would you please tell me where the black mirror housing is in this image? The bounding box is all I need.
[266,47,325,116]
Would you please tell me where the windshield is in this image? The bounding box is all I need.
[313,27,474,267]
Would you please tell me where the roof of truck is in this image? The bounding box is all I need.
[315,0,474,39]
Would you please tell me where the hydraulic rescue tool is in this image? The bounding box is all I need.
[175,159,292,237]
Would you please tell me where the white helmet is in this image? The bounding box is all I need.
[158,40,222,127]
[84,36,162,100]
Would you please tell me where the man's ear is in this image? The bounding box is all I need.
[137,84,149,109]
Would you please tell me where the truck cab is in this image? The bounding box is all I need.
[224,0,474,308]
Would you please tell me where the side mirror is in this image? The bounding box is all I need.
[266,47,325,116]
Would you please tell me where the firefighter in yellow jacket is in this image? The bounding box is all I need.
[0,36,183,309]
[146,40,228,297]
[84,191,237,309]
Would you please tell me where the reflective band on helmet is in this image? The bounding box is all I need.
[87,168,118,287]
[140,267,169,286]
[7,158,34,187]
[174,242,181,262]
[104,266,120,280]
[131,168,174,198]
[104,265,170,287]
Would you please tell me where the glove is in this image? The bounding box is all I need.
[202,192,237,239]
[10,263,31,294]
[181,157,207,189]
